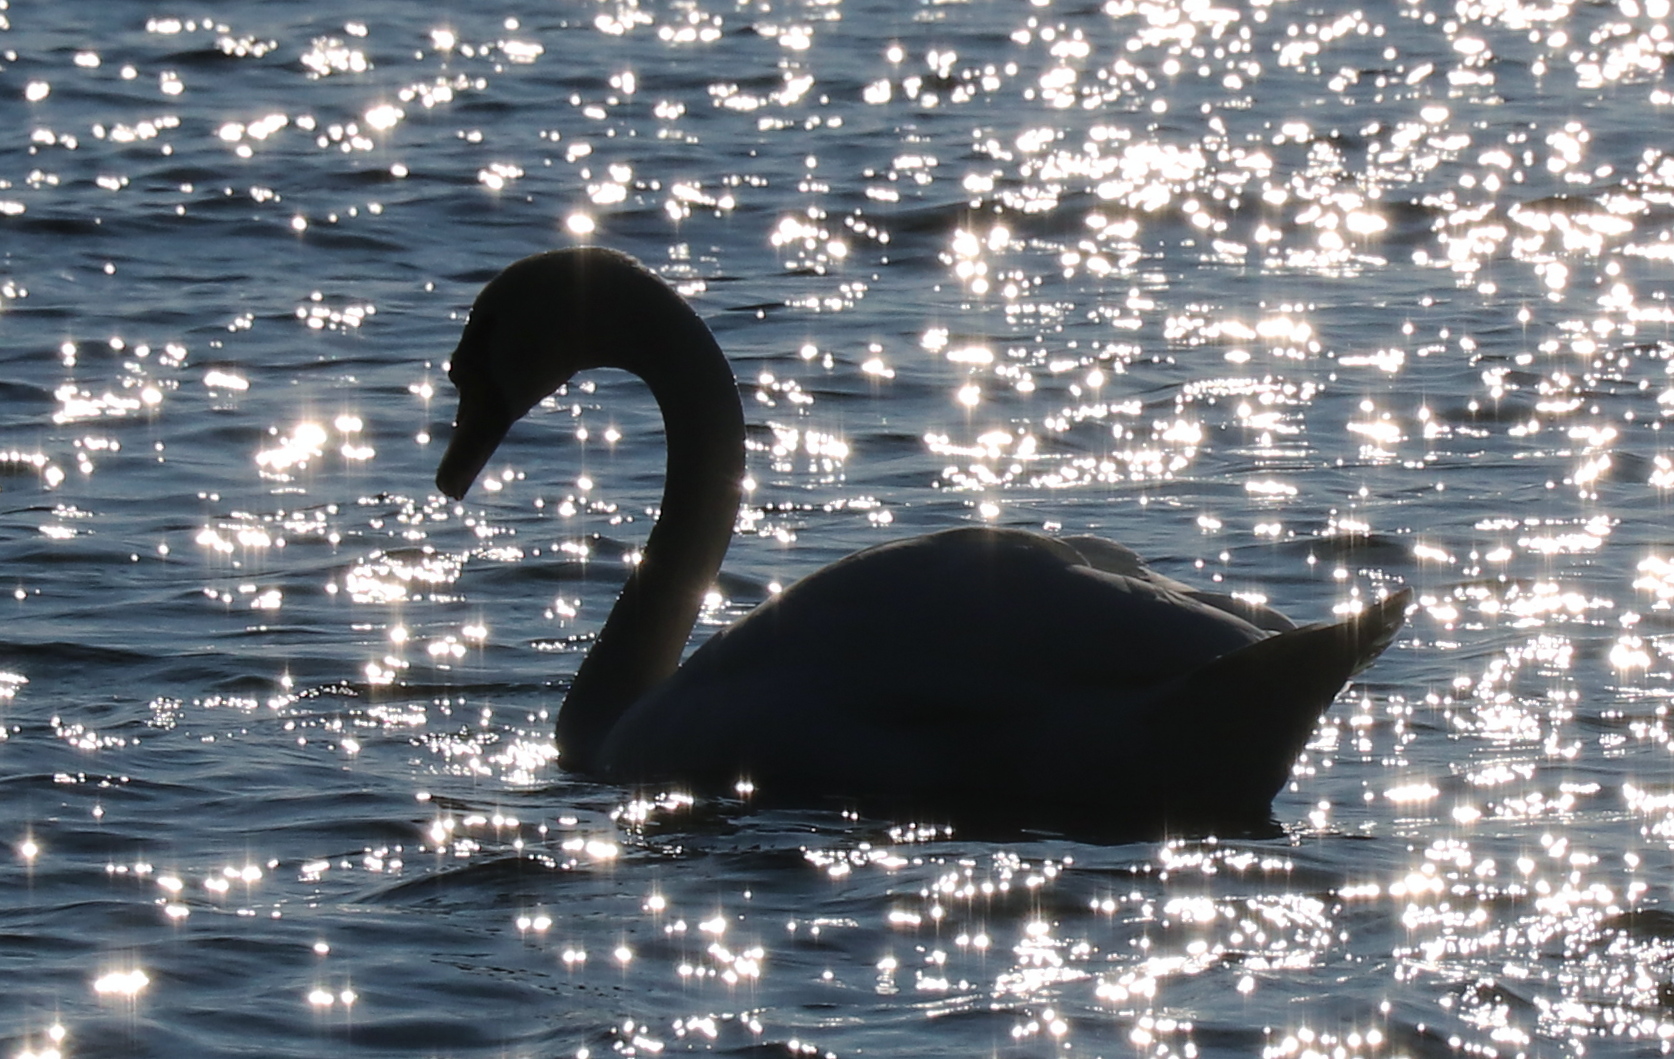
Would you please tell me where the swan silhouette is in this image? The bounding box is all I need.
[435,247,1409,835]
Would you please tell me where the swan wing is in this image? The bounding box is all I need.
[598,571,1408,829]
[597,528,1286,772]
[1061,534,1297,631]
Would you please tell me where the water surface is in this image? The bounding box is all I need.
[3,0,1674,1055]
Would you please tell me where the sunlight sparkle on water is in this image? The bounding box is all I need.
[9,0,1674,1053]
[92,970,149,998]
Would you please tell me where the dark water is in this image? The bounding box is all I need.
[3,0,1674,1055]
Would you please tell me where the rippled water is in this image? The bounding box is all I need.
[4,0,1674,1055]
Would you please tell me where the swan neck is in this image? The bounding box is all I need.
[557,310,744,773]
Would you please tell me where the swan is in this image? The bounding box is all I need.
[435,247,1410,835]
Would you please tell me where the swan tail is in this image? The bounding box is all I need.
[1141,587,1411,818]
[1338,586,1413,676]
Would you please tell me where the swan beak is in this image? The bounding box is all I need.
[436,386,515,500]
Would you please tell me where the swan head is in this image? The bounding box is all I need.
[436,248,666,500]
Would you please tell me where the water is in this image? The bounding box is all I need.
[3,0,1674,1055]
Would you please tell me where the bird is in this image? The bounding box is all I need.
[434,247,1410,837]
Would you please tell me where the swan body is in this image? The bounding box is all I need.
[436,248,1409,835]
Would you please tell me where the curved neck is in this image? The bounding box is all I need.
[557,310,745,773]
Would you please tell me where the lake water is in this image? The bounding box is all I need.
[3,0,1674,1055]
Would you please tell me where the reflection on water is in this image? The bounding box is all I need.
[3,0,1674,1054]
